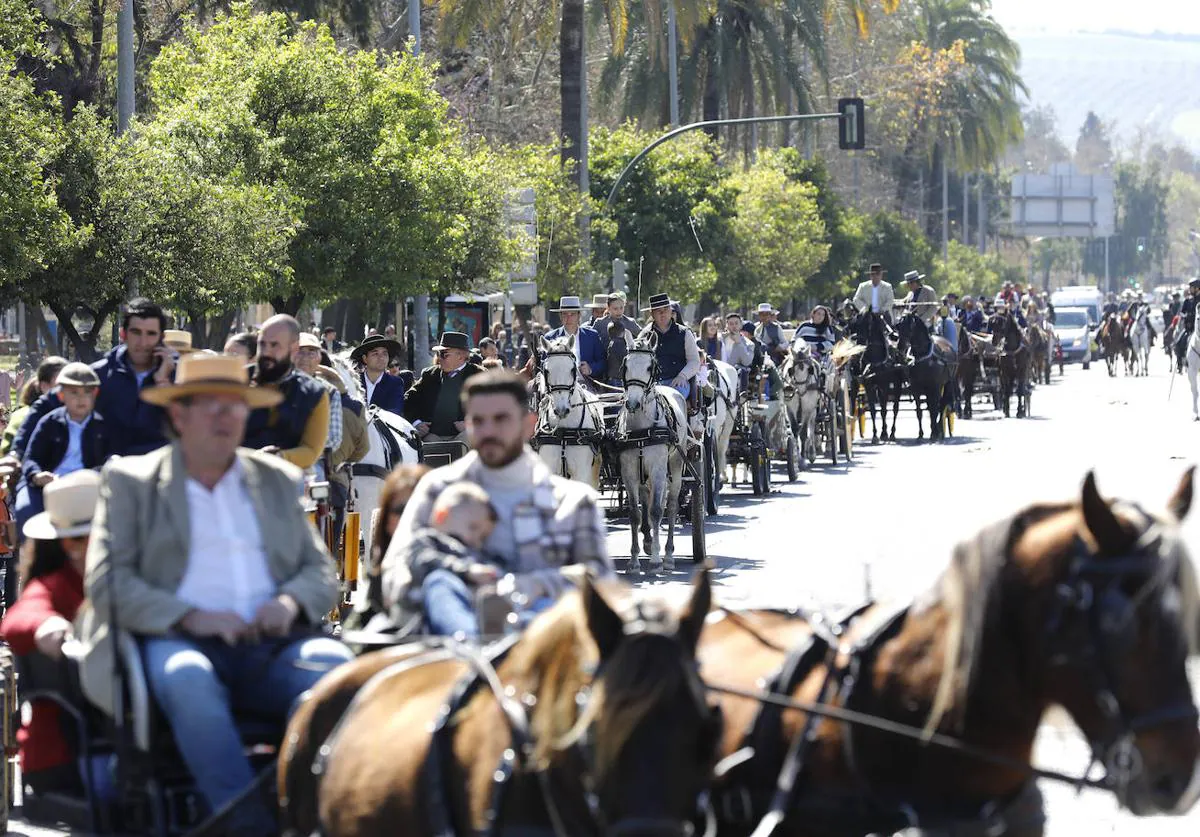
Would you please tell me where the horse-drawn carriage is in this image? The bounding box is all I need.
[529,335,713,571]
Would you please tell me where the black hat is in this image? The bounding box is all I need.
[868,263,884,273]
[1190,279,1200,289]
[642,293,673,313]
[431,331,471,352]
[350,333,402,363]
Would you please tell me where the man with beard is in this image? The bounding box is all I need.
[381,370,611,632]
[243,314,330,471]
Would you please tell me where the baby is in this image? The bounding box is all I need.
[404,482,506,637]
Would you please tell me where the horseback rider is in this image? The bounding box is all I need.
[78,353,353,837]
[960,296,986,333]
[244,314,332,471]
[900,271,939,328]
[352,333,406,413]
[639,293,700,398]
[1175,279,1200,370]
[381,370,612,635]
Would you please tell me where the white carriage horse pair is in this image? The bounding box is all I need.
[533,333,739,575]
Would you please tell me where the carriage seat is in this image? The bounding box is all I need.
[419,439,470,469]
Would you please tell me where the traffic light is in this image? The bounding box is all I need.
[1136,236,1146,254]
[838,97,865,150]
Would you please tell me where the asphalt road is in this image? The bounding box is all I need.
[8,352,1200,836]
[608,353,1200,837]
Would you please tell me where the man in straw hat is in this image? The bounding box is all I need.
[350,332,405,413]
[639,293,700,397]
[852,262,896,323]
[585,293,610,328]
[544,295,607,380]
[78,352,352,837]
[900,270,940,328]
[404,331,484,442]
[754,302,788,366]
[242,314,331,471]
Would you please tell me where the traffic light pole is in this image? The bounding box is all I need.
[603,111,844,211]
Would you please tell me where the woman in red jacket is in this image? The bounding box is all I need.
[0,469,99,795]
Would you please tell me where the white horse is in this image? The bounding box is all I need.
[533,335,604,487]
[707,358,739,490]
[780,343,821,469]
[617,338,687,574]
[329,354,420,567]
[1187,326,1200,421]
[1130,306,1153,377]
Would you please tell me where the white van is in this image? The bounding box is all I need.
[1051,285,1104,328]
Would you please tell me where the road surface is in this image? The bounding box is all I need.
[8,355,1200,835]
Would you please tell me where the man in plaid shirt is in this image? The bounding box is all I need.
[295,332,342,480]
[382,370,611,631]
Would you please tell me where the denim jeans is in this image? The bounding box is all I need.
[421,569,479,638]
[659,378,691,398]
[140,633,353,833]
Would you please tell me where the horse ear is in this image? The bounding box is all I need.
[677,568,713,654]
[1081,471,1125,552]
[1169,466,1195,522]
[583,574,624,660]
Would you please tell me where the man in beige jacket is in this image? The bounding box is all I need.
[79,353,351,837]
[852,262,897,323]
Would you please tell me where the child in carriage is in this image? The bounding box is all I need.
[606,320,629,387]
[400,482,508,638]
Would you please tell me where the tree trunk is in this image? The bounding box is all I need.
[560,0,584,188]
[204,309,237,350]
[27,306,57,358]
[269,293,305,317]
[701,17,720,140]
[343,300,365,344]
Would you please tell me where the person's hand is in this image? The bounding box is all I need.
[253,595,299,638]
[579,361,592,377]
[454,420,466,433]
[32,472,55,488]
[671,375,687,389]
[260,445,282,456]
[416,423,430,438]
[466,564,500,586]
[152,346,177,385]
[35,615,73,658]
[179,609,251,646]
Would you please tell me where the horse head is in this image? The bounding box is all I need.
[526,570,723,835]
[540,335,580,419]
[925,469,1200,815]
[622,338,658,413]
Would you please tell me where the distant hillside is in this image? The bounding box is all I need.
[1012,31,1200,152]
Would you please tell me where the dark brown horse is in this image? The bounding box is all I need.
[990,310,1031,418]
[700,469,1200,837]
[1098,313,1130,377]
[279,571,722,837]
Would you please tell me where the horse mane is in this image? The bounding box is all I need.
[477,581,692,777]
[925,498,1200,734]
[330,352,365,402]
[831,339,865,367]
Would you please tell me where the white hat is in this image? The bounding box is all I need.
[163,329,198,354]
[550,296,585,313]
[756,303,777,315]
[24,470,101,540]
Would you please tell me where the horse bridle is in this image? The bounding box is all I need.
[1044,518,1199,795]
[621,348,661,397]
[541,347,581,395]
[542,615,722,837]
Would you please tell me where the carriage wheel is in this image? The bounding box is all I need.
[759,432,772,495]
[704,433,720,516]
[786,433,800,482]
[749,425,766,496]
[826,401,839,465]
[690,449,707,563]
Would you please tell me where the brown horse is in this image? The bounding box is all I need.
[1098,314,1130,377]
[278,571,722,837]
[700,469,1200,837]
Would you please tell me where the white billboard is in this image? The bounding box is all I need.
[1010,164,1114,239]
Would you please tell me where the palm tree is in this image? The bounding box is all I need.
[893,0,1026,216]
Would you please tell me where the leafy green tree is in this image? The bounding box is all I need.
[589,123,738,302]
[860,211,934,283]
[1074,111,1114,175]
[775,151,865,301]
[717,153,828,307]
[0,0,69,290]
[930,240,1005,300]
[146,7,515,314]
[1081,161,1168,282]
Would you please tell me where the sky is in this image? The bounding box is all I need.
[988,0,1200,36]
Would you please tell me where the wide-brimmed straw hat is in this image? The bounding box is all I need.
[756,302,777,315]
[24,470,101,540]
[349,333,402,362]
[589,294,610,308]
[550,296,585,313]
[903,270,924,283]
[298,332,322,350]
[140,353,283,408]
[163,330,199,355]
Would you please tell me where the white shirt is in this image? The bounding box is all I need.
[871,283,881,312]
[363,369,384,405]
[55,413,92,476]
[175,460,277,622]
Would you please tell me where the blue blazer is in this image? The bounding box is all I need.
[361,371,406,414]
[23,408,109,484]
[543,326,607,380]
